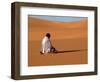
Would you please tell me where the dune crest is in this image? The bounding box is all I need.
[28,16,87,29]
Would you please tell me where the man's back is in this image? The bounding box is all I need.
[41,36,52,53]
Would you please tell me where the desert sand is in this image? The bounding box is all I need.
[28,16,88,66]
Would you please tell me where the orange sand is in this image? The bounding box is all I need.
[28,16,88,66]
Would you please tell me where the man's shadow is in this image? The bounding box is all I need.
[55,49,87,54]
[40,49,87,54]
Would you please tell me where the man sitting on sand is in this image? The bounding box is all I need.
[40,33,57,54]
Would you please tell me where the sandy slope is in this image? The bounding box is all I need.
[28,16,88,66]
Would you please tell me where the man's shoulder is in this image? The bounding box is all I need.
[42,37,48,41]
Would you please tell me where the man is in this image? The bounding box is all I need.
[40,33,57,54]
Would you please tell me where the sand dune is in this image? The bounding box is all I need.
[28,16,87,29]
[28,16,88,66]
[28,17,87,41]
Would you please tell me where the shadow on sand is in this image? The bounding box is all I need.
[55,49,87,54]
[40,49,87,55]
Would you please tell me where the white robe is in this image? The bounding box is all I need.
[41,36,52,53]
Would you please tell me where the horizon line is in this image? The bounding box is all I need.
[29,15,87,23]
